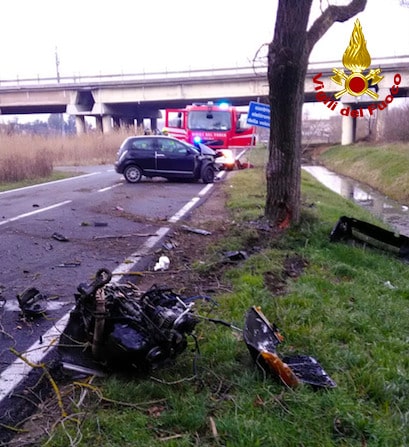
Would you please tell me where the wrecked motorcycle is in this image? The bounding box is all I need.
[59,268,200,374]
[59,269,336,388]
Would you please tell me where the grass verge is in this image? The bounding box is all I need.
[17,147,409,446]
[0,170,82,192]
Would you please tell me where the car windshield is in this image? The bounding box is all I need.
[187,143,200,154]
[188,111,231,131]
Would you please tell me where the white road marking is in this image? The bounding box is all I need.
[4,301,70,312]
[0,312,72,402]
[0,200,72,226]
[168,197,201,223]
[199,184,214,196]
[97,184,121,193]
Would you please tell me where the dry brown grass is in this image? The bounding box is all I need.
[0,129,138,182]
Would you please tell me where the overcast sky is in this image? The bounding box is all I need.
[0,0,408,80]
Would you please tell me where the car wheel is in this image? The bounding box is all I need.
[124,165,143,183]
[201,163,215,184]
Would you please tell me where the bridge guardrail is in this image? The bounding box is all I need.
[0,65,267,88]
[0,56,407,89]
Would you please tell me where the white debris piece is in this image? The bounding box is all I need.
[154,255,170,271]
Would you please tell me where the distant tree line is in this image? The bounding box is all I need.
[383,104,409,142]
[0,113,77,135]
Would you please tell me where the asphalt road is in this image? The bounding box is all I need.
[0,166,216,401]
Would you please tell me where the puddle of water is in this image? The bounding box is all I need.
[303,165,409,236]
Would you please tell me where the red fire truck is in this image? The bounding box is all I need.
[164,102,255,169]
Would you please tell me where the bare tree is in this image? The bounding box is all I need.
[265,0,367,227]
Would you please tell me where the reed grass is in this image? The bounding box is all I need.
[0,129,138,183]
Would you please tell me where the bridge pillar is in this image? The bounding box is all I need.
[341,111,356,145]
[113,116,121,130]
[374,109,387,141]
[75,116,86,134]
[136,117,144,133]
[120,118,135,129]
[102,115,113,133]
[150,118,158,132]
[95,116,103,132]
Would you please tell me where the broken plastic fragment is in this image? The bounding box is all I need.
[384,280,396,289]
[260,351,300,387]
[17,287,48,317]
[223,250,248,262]
[236,160,254,169]
[52,232,69,242]
[94,222,108,227]
[154,255,170,271]
[281,354,337,388]
[57,261,81,268]
[181,225,212,236]
[330,216,409,259]
[243,306,336,388]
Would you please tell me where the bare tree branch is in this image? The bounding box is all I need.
[306,0,367,54]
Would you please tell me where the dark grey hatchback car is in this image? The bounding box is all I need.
[114,135,218,184]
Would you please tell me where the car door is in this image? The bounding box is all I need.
[155,138,196,177]
[128,137,156,175]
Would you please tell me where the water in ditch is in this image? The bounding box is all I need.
[303,165,409,236]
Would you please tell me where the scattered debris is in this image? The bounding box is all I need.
[57,269,336,388]
[93,222,108,227]
[162,239,178,251]
[209,416,219,440]
[384,280,397,289]
[17,287,48,318]
[81,221,108,227]
[243,306,336,388]
[36,218,55,222]
[154,255,170,271]
[249,218,273,232]
[181,225,212,236]
[222,250,248,262]
[330,215,409,259]
[92,232,156,240]
[52,232,69,242]
[236,160,254,170]
[57,261,81,268]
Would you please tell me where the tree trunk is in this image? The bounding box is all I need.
[265,0,312,227]
[264,0,367,227]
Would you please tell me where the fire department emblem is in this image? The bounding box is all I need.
[331,19,383,99]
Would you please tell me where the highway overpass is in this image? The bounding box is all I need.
[0,56,408,144]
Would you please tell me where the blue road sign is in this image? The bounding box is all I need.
[247,101,270,129]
